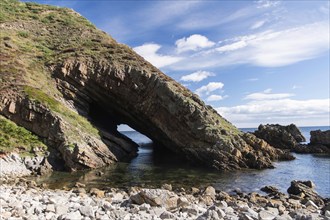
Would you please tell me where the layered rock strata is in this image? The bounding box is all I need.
[0,0,293,171]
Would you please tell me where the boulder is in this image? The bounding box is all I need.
[254,124,305,150]
[287,180,324,207]
[130,189,179,210]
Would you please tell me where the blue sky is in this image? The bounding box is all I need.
[24,0,329,128]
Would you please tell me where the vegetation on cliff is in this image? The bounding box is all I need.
[0,115,46,156]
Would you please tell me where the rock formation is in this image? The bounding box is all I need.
[0,0,293,171]
[287,180,325,207]
[295,130,330,154]
[254,124,305,150]
[310,130,330,147]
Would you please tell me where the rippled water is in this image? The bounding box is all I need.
[33,126,330,197]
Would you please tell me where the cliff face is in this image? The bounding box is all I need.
[0,0,293,171]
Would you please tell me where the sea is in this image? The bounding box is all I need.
[34,126,330,197]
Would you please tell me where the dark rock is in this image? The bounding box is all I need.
[261,186,280,195]
[293,143,330,154]
[287,180,324,207]
[254,124,305,150]
[307,130,330,153]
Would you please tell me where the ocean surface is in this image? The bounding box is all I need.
[34,126,330,197]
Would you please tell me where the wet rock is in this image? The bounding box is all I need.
[287,180,324,207]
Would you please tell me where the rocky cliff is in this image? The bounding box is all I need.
[0,0,294,171]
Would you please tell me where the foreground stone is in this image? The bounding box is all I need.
[287,180,325,207]
[0,180,328,220]
[0,153,51,179]
[1,0,293,171]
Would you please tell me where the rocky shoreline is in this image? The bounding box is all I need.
[0,177,329,220]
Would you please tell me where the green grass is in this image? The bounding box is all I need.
[17,31,29,38]
[24,86,99,137]
[0,115,47,156]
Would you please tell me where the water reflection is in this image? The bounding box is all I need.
[32,131,330,197]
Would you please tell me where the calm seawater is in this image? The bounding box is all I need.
[34,126,330,197]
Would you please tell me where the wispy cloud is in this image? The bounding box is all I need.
[250,20,266,29]
[176,34,215,53]
[180,70,214,82]
[256,0,280,9]
[195,82,224,96]
[133,43,182,68]
[244,89,295,100]
[137,1,202,28]
[216,40,248,52]
[170,21,329,70]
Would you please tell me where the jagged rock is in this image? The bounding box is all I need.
[254,124,305,150]
[287,180,324,207]
[0,0,294,171]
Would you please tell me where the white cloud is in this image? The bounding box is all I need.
[176,34,215,53]
[206,95,226,102]
[195,82,224,96]
[216,98,330,128]
[216,41,247,52]
[180,70,215,82]
[133,43,182,68]
[170,22,330,70]
[250,20,266,29]
[244,89,295,100]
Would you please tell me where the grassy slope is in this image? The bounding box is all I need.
[0,0,101,153]
[0,115,47,156]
